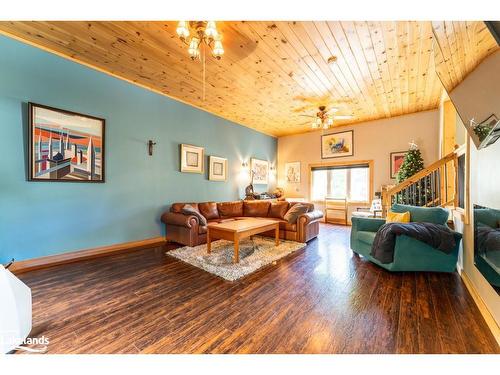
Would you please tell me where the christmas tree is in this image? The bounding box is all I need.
[396,142,424,183]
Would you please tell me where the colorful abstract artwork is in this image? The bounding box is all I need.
[251,158,269,185]
[390,151,407,179]
[321,130,354,159]
[29,103,105,182]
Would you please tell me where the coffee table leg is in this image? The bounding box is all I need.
[207,228,211,254]
[234,235,239,264]
[275,223,280,246]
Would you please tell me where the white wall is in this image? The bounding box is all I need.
[450,50,500,148]
[277,110,440,217]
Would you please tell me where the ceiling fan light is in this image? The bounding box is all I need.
[311,121,318,129]
[322,123,330,130]
[176,21,190,40]
[315,118,322,125]
[327,117,334,125]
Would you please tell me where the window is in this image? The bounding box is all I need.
[311,164,370,202]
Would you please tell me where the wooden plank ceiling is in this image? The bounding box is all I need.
[432,21,499,93]
[0,21,493,136]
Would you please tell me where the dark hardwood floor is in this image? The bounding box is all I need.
[17,224,499,354]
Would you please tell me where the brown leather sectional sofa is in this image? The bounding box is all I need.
[161,200,324,247]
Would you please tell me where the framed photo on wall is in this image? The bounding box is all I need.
[28,102,105,182]
[251,158,269,185]
[209,156,227,181]
[180,144,204,173]
[321,130,354,159]
[390,151,407,179]
[285,161,301,183]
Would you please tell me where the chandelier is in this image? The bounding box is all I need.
[176,21,224,60]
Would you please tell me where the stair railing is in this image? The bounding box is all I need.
[382,152,459,216]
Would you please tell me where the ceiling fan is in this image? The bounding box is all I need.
[299,105,353,129]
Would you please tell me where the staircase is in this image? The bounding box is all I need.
[382,151,459,215]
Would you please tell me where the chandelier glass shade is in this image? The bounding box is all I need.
[176,21,224,60]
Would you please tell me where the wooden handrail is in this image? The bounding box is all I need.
[382,151,459,214]
[385,152,457,196]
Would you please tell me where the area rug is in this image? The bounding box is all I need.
[167,236,306,281]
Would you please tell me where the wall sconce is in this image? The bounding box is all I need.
[148,140,157,156]
[241,161,249,168]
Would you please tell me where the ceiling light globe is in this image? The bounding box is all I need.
[205,21,218,39]
[212,40,224,59]
[176,21,190,40]
[188,37,200,59]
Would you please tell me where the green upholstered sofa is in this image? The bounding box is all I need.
[350,204,462,272]
[473,207,500,287]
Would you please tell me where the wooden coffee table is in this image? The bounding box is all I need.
[207,218,280,263]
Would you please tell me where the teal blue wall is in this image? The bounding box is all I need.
[0,36,277,263]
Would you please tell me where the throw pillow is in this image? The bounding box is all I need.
[386,210,411,223]
[181,204,208,226]
[284,203,310,224]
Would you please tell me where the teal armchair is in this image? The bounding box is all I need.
[350,204,462,272]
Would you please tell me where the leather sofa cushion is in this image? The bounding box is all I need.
[269,201,289,219]
[198,202,219,220]
[243,201,271,217]
[277,220,297,231]
[357,231,376,245]
[171,202,199,213]
[217,201,243,218]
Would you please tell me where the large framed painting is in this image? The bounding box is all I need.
[28,102,105,182]
[251,158,269,185]
[390,151,407,179]
[180,144,204,173]
[321,130,354,159]
[285,161,301,183]
[209,156,227,181]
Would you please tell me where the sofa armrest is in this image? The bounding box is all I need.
[351,216,386,233]
[161,212,199,228]
[298,210,324,225]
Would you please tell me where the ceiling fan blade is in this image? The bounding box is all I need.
[334,115,354,120]
[298,114,315,118]
[325,108,339,114]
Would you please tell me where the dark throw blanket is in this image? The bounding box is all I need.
[371,222,456,264]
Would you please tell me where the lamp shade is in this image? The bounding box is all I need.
[0,265,32,353]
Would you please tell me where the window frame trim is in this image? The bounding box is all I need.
[308,159,374,205]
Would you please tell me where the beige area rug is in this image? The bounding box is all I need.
[167,236,306,281]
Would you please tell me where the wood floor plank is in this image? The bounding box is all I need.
[15,224,499,354]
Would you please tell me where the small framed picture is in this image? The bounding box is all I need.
[285,161,301,183]
[180,144,204,173]
[251,158,269,185]
[390,151,407,179]
[209,156,227,181]
[321,130,354,159]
